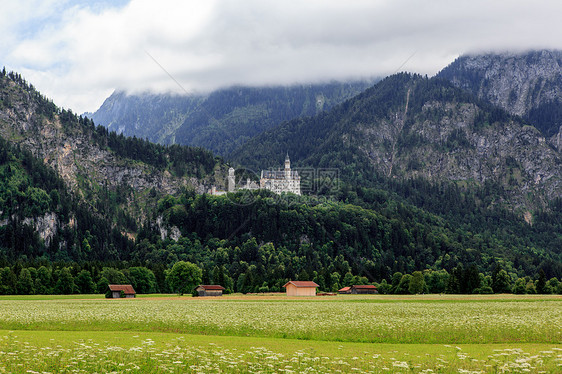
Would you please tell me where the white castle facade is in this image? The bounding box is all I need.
[210,153,301,196]
[258,153,301,195]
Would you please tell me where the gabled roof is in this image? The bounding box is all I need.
[351,284,377,289]
[283,281,319,288]
[108,284,136,294]
[338,286,351,292]
[195,285,225,290]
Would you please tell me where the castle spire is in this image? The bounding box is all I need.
[284,152,291,179]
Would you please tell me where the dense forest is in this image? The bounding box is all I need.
[0,69,561,296]
[0,135,135,262]
[1,188,561,295]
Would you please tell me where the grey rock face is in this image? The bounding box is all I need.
[0,79,208,211]
[22,212,59,247]
[351,84,562,210]
[439,50,562,117]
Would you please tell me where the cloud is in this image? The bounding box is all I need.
[4,0,562,113]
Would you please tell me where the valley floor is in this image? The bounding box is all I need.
[0,294,560,373]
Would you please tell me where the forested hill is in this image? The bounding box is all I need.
[231,73,562,211]
[437,50,562,138]
[0,135,134,262]
[0,69,225,251]
[88,81,374,156]
[0,69,561,294]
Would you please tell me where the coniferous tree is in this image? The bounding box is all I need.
[536,269,547,294]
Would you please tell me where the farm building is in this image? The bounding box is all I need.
[108,284,136,298]
[350,285,378,294]
[338,286,351,294]
[283,281,319,296]
[194,285,225,296]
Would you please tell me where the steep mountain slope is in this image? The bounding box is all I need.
[89,81,374,156]
[0,71,224,225]
[0,135,135,262]
[86,91,202,146]
[232,73,562,211]
[438,50,562,138]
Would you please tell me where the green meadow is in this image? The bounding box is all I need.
[0,294,560,373]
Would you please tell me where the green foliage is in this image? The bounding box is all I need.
[396,274,412,294]
[536,269,547,294]
[127,267,158,294]
[166,261,202,295]
[512,278,527,294]
[100,268,128,285]
[492,268,512,294]
[16,269,34,295]
[75,270,95,294]
[0,134,136,263]
[408,271,425,294]
[526,99,562,137]
[55,268,75,295]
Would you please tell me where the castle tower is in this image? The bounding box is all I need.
[284,153,291,179]
[228,167,235,192]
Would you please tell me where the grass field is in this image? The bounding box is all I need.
[0,294,560,373]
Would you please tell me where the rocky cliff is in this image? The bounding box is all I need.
[0,73,221,223]
[438,50,561,116]
[438,50,562,139]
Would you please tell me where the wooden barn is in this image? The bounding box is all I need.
[194,285,225,297]
[108,284,136,298]
[338,286,351,294]
[350,284,378,294]
[283,281,319,296]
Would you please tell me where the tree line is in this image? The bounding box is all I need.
[0,261,560,296]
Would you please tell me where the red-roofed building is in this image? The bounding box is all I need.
[108,284,136,298]
[194,285,225,297]
[338,286,351,294]
[350,284,378,294]
[283,281,319,296]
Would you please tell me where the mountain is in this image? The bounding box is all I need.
[437,50,562,139]
[1,68,561,289]
[0,70,224,261]
[85,91,202,147]
[88,81,374,156]
[231,73,562,212]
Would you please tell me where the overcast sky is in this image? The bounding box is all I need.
[3,0,562,114]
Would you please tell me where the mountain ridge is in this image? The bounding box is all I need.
[0,71,224,224]
[88,81,375,156]
[1,65,561,287]
[437,49,562,138]
[231,73,562,212]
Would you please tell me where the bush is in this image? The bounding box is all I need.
[474,286,494,294]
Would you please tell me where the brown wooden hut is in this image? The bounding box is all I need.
[350,284,378,294]
[194,285,225,296]
[108,284,136,298]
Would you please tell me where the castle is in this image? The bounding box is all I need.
[210,153,301,195]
